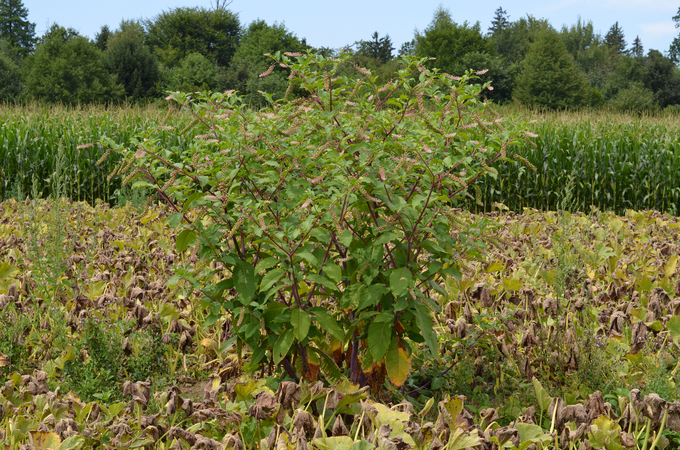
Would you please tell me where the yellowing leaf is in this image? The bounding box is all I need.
[484,260,505,274]
[502,277,523,291]
[586,265,595,280]
[0,261,19,282]
[29,431,61,450]
[665,256,678,278]
[609,218,624,234]
[385,339,410,387]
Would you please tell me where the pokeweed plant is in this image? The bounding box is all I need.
[99,52,533,388]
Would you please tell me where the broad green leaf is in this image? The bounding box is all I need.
[339,229,353,247]
[297,251,319,268]
[308,347,345,383]
[182,192,205,212]
[516,422,552,447]
[636,275,653,293]
[260,268,285,292]
[58,435,85,450]
[323,263,342,283]
[233,260,256,302]
[311,308,344,341]
[368,314,393,361]
[668,315,680,341]
[309,228,331,245]
[197,175,209,187]
[374,232,399,246]
[307,273,338,291]
[389,267,412,297]
[385,338,410,387]
[357,284,389,311]
[168,212,183,228]
[175,229,196,253]
[413,301,438,356]
[273,328,295,364]
[290,309,311,341]
[313,437,354,450]
[255,257,279,273]
[532,377,552,414]
[447,428,482,450]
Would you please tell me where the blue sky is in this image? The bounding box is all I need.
[25,0,679,55]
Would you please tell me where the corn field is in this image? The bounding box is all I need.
[0,103,193,204]
[464,109,680,215]
[2,104,680,215]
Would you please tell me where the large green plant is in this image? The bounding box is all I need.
[102,52,530,386]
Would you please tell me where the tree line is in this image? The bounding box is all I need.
[1,0,680,110]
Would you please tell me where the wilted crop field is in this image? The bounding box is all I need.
[1,197,680,449]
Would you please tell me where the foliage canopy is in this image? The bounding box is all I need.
[105,53,531,387]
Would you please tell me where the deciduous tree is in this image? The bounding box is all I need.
[145,6,240,68]
[221,19,306,104]
[102,20,160,101]
[24,25,123,104]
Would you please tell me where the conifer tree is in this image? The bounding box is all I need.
[513,28,589,109]
[355,32,394,64]
[631,36,643,58]
[0,0,35,56]
[605,22,627,54]
[488,7,509,36]
[670,7,680,62]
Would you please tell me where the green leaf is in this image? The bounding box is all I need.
[273,328,295,364]
[197,175,209,187]
[516,423,552,445]
[290,309,312,341]
[339,229,353,247]
[57,435,85,450]
[182,192,205,212]
[324,263,342,283]
[308,347,345,384]
[168,212,183,228]
[447,428,482,450]
[307,273,338,292]
[311,308,345,341]
[532,377,552,414]
[374,232,399,246]
[309,228,331,245]
[668,315,680,341]
[233,260,256,303]
[260,268,285,292]
[175,229,197,253]
[368,314,393,361]
[413,301,438,357]
[297,251,319,269]
[255,257,279,273]
[389,267,412,297]
[312,437,354,450]
[385,338,410,387]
